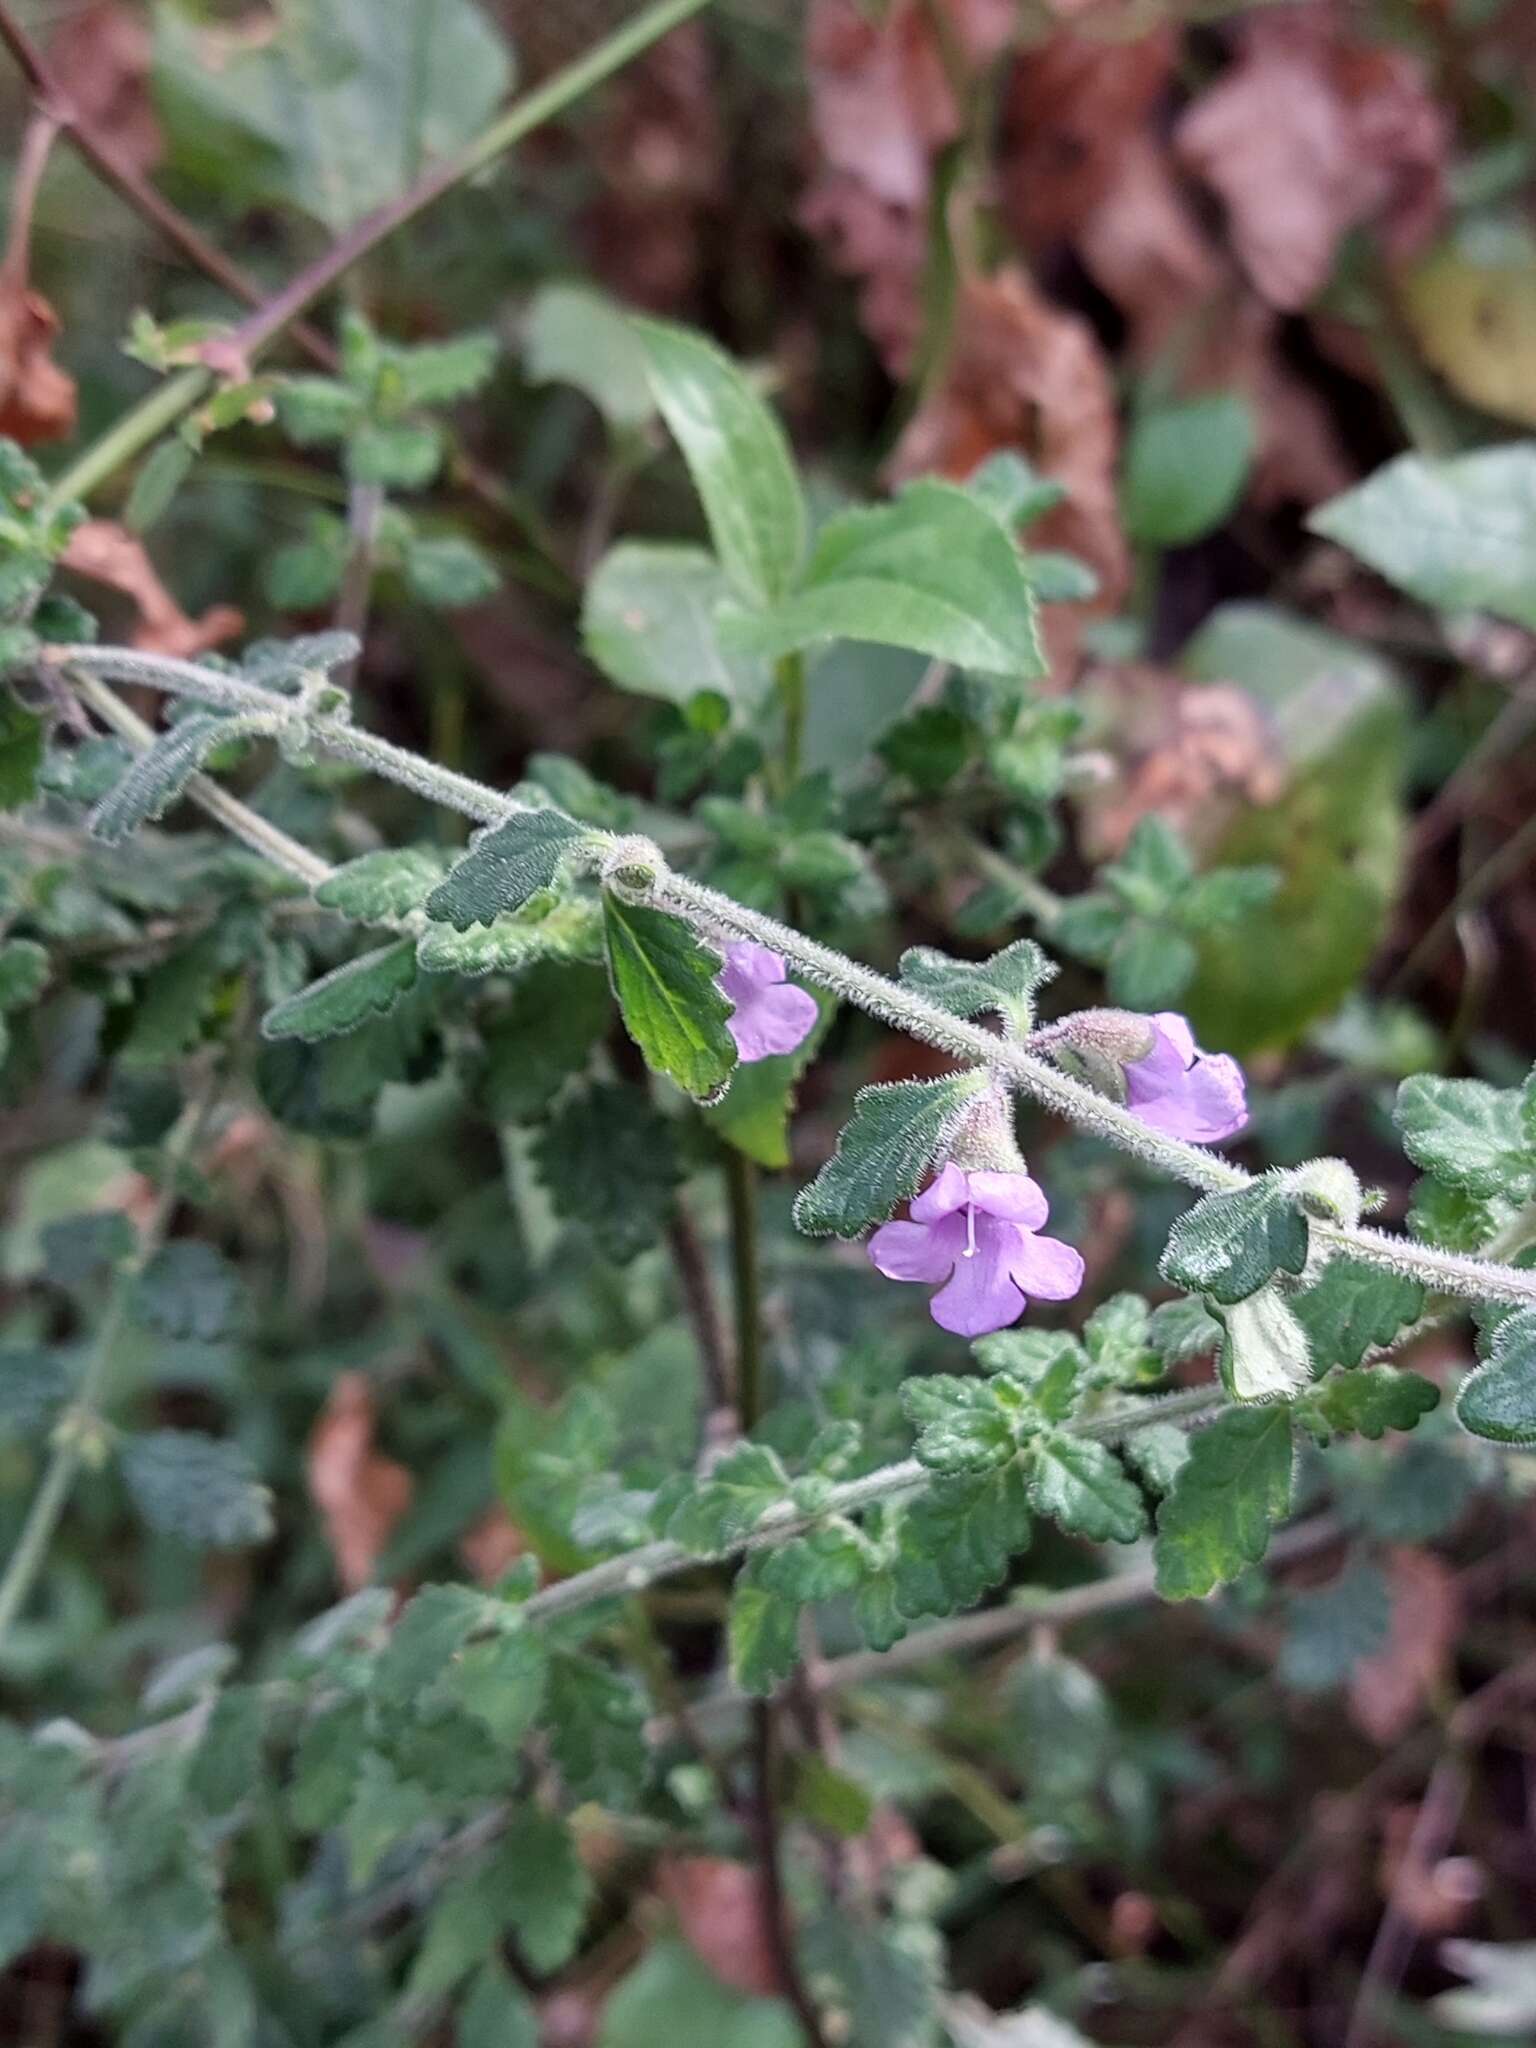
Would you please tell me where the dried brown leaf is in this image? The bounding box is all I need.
[658,1855,783,1998]
[0,284,77,446]
[306,1371,413,1593]
[47,2,162,177]
[459,1505,527,1587]
[60,519,243,658]
[1349,1548,1461,1747]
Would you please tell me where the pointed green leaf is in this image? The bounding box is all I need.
[88,711,279,845]
[313,847,446,923]
[1289,1257,1425,1371]
[897,939,1055,1028]
[634,317,806,605]
[523,282,654,431]
[603,895,736,1100]
[1027,1431,1146,1542]
[1123,392,1254,546]
[261,939,417,1042]
[418,899,603,976]
[1395,1071,1536,1197]
[1153,1405,1295,1599]
[726,480,1045,679]
[1457,1306,1536,1445]
[1160,1177,1311,1305]
[792,1071,989,1238]
[1214,1288,1313,1402]
[582,541,772,709]
[901,1373,1027,1475]
[1298,1365,1439,1442]
[493,1806,592,1974]
[664,1440,790,1554]
[425,808,591,931]
[887,1462,1033,1620]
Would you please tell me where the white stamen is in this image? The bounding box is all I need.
[963,1203,977,1259]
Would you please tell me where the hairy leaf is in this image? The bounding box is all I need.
[793,1071,989,1238]
[1214,1288,1313,1402]
[1457,1307,1536,1445]
[261,939,418,1042]
[1298,1365,1440,1442]
[88,712,278,845]
[1395,1071,1536,1198]
[603,896,736,1100]
[897,939,1055,1027]
[425,809,590,931]
[1161,1178,1311,1305]
[314,847,446,923]
[1026,1431,1146,1542]
[1154,1405,1295,1599]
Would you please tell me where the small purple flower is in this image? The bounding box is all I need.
[718,941,818,1063]
[1123,1012,1246,1144]
[868,1163,1084,1338]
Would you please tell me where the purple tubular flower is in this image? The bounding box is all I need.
[1123,1012,1246,1144]
[868,1162,1085,1338]
[718,941,818,1063]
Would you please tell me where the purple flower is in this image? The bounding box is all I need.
[718,941,818,1063]
[1123,1012,1246,1144]
[868,1163,1085,1338]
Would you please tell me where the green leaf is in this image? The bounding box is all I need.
[274,377,365,445]
[1154,1405,1295,1599]
[1108,921,1197,1009]
[524,283,655,431]
[1004,1650,1113,1799]
[125,431,195,529]
[188,1686,266,1815]
[597,1940,801,2048]
[792,1071,989,1238]
[1026,1431,1146,1541]
[341,1750,435,1885]
[134,1242,241,1342]
[0,1347,72,1439]
[545,1652,648,1806]
[726,480,1045,679]
[314,847,446,923]
[418,898,602,976]
[665,1440,790,1553]
[1081,1292,1160,1386]
[603,896,736,1100]
[155,0,514,233]
[462,1963,539,2048]
[1160,1178,1310,1305]
[348,420,444,488]
[451,1628,548,1748]
[703,988,833,1169]
[260,938,417,1042]
[966,450,1065,526]
[901,1373,1028,1475]
[1298,1365,1440,1442]
[392,331,498,408]
[1308,445,1536,631]
[1214,1288,1314,1402]
[0,689,44,809]
[121,1430,273,1549]
[1290,1258,1425,1372]
[481,963,611,1122]
[88,711,278,845]
[896,939,1055,1028]
[372,1583,491,1709]
[1395,1071,1536,1197]
[634,317,806,605]
[1457,1306,1536,1445]
[1123,393,1255,546]
[1280,1561,1392,1693]
[583,542,772,711]
[728,1557,802,1694]
[494,1806,592,1973]
[534,1082,680,1263]
[425,808,590,931]
[887,1462,1034,1621]
[0,938,46,1011]
[1149,1294,1223,1364]
[403,532,500,608]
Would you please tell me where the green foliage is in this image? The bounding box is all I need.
[882,1463,1035,1624]
[1025,1431,1146,1542]
[1154,1405,1295,1598]
[729,480,1046,679]
[1160,1177,1311,1305]
[1213,1288,1313,1402]
[583,543,771,711]
[545,1652,648,1805]
[1395,1070,1536,1198]
[1123,392,1255,546]
[533,1082,681,1262]
[1279,1561,1392,1692]
[1309,444,1536,630]
[598,1940,799,2048]
[902,1373,1029,1475]
[261,938,418,1041]
[1297,1365,1440,1442]
[120,1430,274,1548]
[1290,1258,1425,1371]
[417,898,603,976]
[89,712,282,846]
[426,809,591,930]
[134,1242,241,1342]
[603,896,736,1100]
[634,317,806,606]
[1457,1308,1536,1445]
[523,283,655,431]
[663,1439,790,1552]
[896,939,1055,1030]
[792,1072,989,1237]
[313,847,446,923]
[480,962,611,1122]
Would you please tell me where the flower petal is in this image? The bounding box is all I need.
[967,1170,1049,1228]
[1180,1052,1248,1140]
[1006,1229,1085,1303]
[868,1213,963,1284]
[910,1162,970,1223]
[1151,1012,1198,1066]
[717,941,786,1006]
[928,1218,1025,1336]
[727,980,819,1062]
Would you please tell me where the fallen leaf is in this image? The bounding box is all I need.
[801,0,1016,374]
[459,1504,526,1587]
[888,264,1128,668]
[1175,7,1447,311]
[60,519,243,657]
[1349,1548,1460,1746]
[1395,222,1536,429]
[658,1855,783,1998]
[47,2,162,178]
[306,1371,413,1593]
[0,284,77,446]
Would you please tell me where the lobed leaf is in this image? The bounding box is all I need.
[1160,1177,1311,1306]
[1153,1405,1295,1599]
[793,1071,989,1239]
[425,808,591,931]
[260,938,418,1042]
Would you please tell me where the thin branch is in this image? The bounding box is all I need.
[749,1702,833,2048]
[665,1196,732,1413]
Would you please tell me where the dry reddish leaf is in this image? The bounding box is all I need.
[0,283,77,446]
[1076,666,1287,859]
[306,1372,413,1593]
[658,1856,783,1998]
[801,0,1016,374]
[47,2,162,177]
[60,519,243,658]
[997,26,1175,248]
[1376,1801,1483,1938]
[888,265,1128,668]
[459,1505,527,1587]
[1350,1549,1461,1746]
[1175,7,1447,312]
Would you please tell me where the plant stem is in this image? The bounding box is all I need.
[38,0,717,517]
[726,1149,763,1426]
[665,1196,731,1413]
[774,652,807,793]
[0,1076,218,1651]
[749,1701,833,2048]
